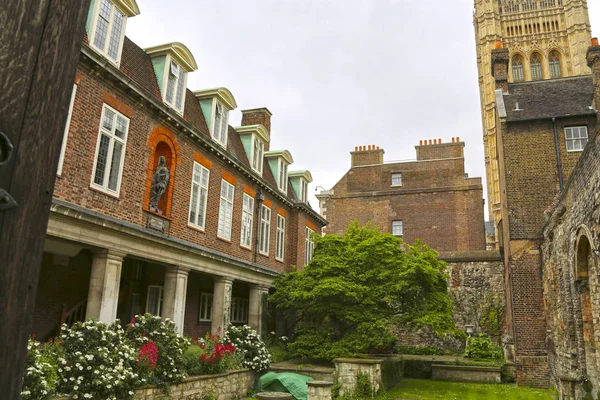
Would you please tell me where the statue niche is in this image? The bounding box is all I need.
[149,155,170,214]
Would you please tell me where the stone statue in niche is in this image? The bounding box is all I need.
[149,156,170,214]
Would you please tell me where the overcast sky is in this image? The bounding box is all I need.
[127,1,600,216]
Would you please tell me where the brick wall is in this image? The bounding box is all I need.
[323,155,485,252]
[415,141,464,161]
[54,62,323,275]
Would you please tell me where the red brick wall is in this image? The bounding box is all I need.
[416,141,464,161]
[54,63,323,274]
[323,157,485,251]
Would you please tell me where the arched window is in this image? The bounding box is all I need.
[512,55,524,82]
[531,53,542,80]
[549,51,562,78]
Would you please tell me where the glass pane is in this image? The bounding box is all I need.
[108,10,124,60]
[567,140,574,151]
[175,68,185,110]
[166,74,176,104]
[99,0,111,19]
[93,17,109,51]
[102,108,115,131]
[107,141,123,191]
[115,115,128,139]
[198,187,207,227]
[147,287,160,316]
[565,128,573,139]
[94,134,111,185]
[190,183,199,224]
[201,169,209,187]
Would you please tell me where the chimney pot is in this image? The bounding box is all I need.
[495,39,502,49]
[429,139,432,145]
[593,37,599,47]
[452,137,455,143]
[439,138,442,143]
[457,136,460,142]
[419,140,423,146]
[355,146,358,151]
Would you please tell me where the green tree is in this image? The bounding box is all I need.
[270,222,463,361]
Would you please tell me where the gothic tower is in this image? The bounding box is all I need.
[474,0,592,244]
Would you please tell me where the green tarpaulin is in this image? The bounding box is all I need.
[255,372,315,400]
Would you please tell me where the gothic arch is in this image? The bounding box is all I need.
[144,126,181,217]
[548,49,563,78]
[530,51,544,81]
[510,53,525,82]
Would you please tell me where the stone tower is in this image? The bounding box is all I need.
[473,0,592,243]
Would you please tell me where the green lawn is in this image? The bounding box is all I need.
[388,379,555,400]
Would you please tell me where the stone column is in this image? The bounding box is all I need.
[161,266,190,336]
[211,276,233,334]
[86,249,126,323]
[248,284,269,335]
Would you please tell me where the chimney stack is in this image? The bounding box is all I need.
[587,38,600,112]
[415,138,465,161]
[241,108,272,150]
[351,145,384,167]
[491,42,509,93]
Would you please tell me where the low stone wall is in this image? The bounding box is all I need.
[307,381,334,400]
[269,365,335,382]
[334,358,382,395]
[431,364,501,383]
[51,369,255,400]
[394,251,505,353]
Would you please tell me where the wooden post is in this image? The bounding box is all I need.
[0,0,90,398]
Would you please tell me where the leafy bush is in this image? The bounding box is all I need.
[184,330,240,375]
[270,222,461,361]
[464,334,504,360]
[58,319,141,400]
[381,358,404,390]
[125,314,188,389]
[20,338,63,400]
[264,331,292,363]
[223,325,271,371]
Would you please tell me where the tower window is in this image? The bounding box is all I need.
[549,51,562,78]
[531,53,542,81]
[512,55,524,82]
[565,126,588,152]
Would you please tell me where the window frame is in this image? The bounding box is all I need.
[391,172,403,187]
[305,226,315,265]
[88,0,128,66]
[161,57,187,115]
[276,214,286,261]
[57,84,78,176]
[512,55,524,82]
[230,297,249,324]
[251,135,264,174]
[392,220,404,237]
[278,159,288,193]
[549,51,562,78]
[198,292,213,322]
[188,162,210,230]
[217,179,235,241]
[259,204,272,256]
[90,103,130,197]
[301,179,308,203]
[240,193,255,249]
[145,285,163,316]
[212,101,229,148]
[530,53,543,81]
[565,126,589,152]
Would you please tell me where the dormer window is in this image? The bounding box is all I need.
[288,171,313,204]
[252,136,264,174]
[234,124,269,175]
[278,159,288,193]
[265,150,294,194]
[194,88,238,149]
[146,42,198,115]
[165,60,186,111]
[213,103,229,147]
[88,0,140,65]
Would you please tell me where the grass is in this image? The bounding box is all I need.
[387,379,555,400]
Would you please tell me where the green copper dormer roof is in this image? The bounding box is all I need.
[234,125,270,143]
[145,42,198,72]
[288,170,313,182]
[114,0,140,16]
[264,150,293,165]
[194,87,237,110]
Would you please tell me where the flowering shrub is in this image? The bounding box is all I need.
[138,341,159,372]
[184,330,240,375]
[125,314,188,389]
[20,338,63,400]
[58,320,141,400]
[223,325,271,371]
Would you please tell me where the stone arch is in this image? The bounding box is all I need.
[529,51,544,81]
[574,226,598,383]
[144,126,181,217]
[510,52,525,82]
[547,48,563,79]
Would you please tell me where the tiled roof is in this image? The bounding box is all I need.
[120,37,162,101]
[504,76,595,122]
[227,126,250,166]
[183,89,211,138]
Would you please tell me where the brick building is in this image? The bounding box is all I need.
[317,140,486,252]
[491,43,597,386]
[542,42,600,399]
[32,0,326,340]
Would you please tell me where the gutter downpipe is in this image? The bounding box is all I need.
[552,117,565,191]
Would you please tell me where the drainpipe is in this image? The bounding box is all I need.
[253,189,265,263]
[552,117,565,191]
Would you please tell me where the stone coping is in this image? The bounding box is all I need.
[270,365,335,373]
[432,364,501,372]
[307,381,334,387]
[334,358,383,364]
[438,250,502,262]
[256,392,293,400]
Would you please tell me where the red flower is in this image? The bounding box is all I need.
[138,341,158,370]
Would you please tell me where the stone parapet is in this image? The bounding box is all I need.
[334,358,382,396]
[307,381,334,400]
[431,364,501,383]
